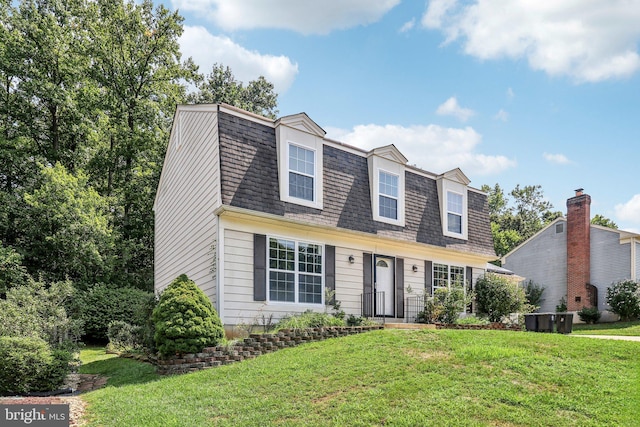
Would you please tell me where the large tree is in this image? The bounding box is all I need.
[188,64,279,119]
[482,184,561,257]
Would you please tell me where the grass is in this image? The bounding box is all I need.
[79,330,640,426]
[573,320,640,336]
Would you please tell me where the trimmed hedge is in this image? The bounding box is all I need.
[74,284,153,341]
[152,275,224,357]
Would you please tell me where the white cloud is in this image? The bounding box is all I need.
[615,194,640,225]
[399,18,416,33]
[494,109,509,122]
[173,0,400,35]
[436,97,475,122]
[422,0,640,82]
[180,26,299,93]
[506,87,515,99]
[543,152,571,165]
[326,123,516,176]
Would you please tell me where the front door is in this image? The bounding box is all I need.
[375,257,394,316]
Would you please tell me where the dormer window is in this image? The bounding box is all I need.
[276,113,325,210]
[437,168,470,240]
[367,145,407,227]
[379,171,399,220]
[447,191,463,234]
[289,144,315,201]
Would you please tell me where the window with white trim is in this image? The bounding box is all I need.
[447,191,463,234]
[268,237,323,304]
[289,144,315,202]
[379,171,399,220]
[432,263,465,294]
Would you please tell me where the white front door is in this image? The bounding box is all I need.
[375,257,394,316]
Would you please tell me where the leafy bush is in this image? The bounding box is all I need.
[345,314,377,326]
[0,336,72,396]
[276,310,345,330]
[152,274,224,357]
[73,284,153,341]
[475,273,528,322]
[417,286,472,324]
[606,280,640,321]
[0,241,29,296]
[107,320,142,353]
[0,279,82,350]
[577,306,602,324]
[524,280,545,311]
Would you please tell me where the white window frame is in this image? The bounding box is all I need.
[447,191,464,235]
[432,263,466,295]
[287,143,316,203]
[378,170,399,220]
[278,141,323,209]
[267,236,324,305]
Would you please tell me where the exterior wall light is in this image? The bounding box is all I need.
[412,265,418,272]
[348,255,355,264]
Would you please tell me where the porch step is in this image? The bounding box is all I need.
[384,323,436,330]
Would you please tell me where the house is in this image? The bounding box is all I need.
[502,189,640,319]
[153,104,496,329]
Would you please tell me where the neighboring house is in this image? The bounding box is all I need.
[502,189,640,318]
[154,104,496,329]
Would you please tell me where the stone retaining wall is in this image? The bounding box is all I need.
[435,322,522,331]
[156,325,384,375]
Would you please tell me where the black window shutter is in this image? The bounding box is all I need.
[363,253,373,317]
[395,258,404,319]
[325,245,336,304]
[253,234,267,301]
[425,260,433,296]
[465,266,473,290]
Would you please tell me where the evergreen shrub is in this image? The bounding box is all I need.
[152,275,224,357]
[606,280,640,321]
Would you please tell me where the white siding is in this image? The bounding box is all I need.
[503,221,567,312]
[220,217,489,326]
[635,240,640,282]
[154,109,220,307]
[591,227,632,310]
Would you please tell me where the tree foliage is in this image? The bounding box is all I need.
[0,0,280,292]
[482,184,561,257]
[188,63,279,118]
[591,214,618,229]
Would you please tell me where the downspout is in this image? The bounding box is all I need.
[632,237,637,282]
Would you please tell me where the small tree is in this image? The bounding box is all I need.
[606,280,640,321]
[524,280,545,312]
[475,273,528,322]
[152,274,224,357]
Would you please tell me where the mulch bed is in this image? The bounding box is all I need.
[0,374,108,426]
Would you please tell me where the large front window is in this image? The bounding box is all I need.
[379,171,398,220]
[433,263,465,294]
[289,144,315,201]
[268,238,323,304]
[447,191,463,234]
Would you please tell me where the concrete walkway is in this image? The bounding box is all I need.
[572,334,640,342]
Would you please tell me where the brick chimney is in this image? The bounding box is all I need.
[566,188,591,311]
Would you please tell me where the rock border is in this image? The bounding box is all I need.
[155,325,384,375]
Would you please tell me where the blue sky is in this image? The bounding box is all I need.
[169,0,640,232]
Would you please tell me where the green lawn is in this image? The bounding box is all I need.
[79,329,640,426]
[573,320,640,336]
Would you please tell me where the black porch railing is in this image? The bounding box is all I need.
[361,291,386,324]
[405,294,428,323]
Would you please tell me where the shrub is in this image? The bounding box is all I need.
[152,274,224,357]
[276,310,345,330]
[556,297,568,313]
[417,286,472,324]
[577,306,602,324]
[524,280,545,311]
[606,280,640,321]
[73,284,153,341]
[455,315,490,326]
[0,336,72,396]
[107,320,142,353]
[0,279,82,350]
[475,273,528,322]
